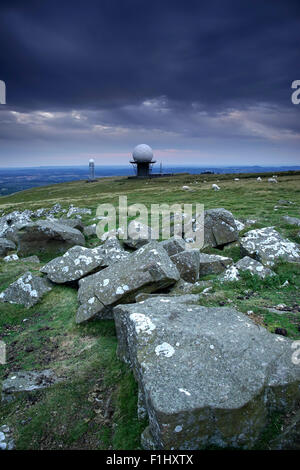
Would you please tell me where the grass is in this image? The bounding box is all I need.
[0,170,300,449]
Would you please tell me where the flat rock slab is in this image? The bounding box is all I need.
[2,370,59,402]
[235,256,275,279]
[114,296,300,450]
[204,208,239,248]
[76,242,180,323]
[16,220,85,256]
[41,238,129,283]
[282,216,300,227]
[0,271,52,307]
[199,253,233,276]
[160,237,186,257]
[240,227,300,266]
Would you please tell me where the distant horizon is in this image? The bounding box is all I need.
[1,164,300,170]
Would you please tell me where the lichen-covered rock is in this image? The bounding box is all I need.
[2,370,59,402]
[219,265,240,282]
[67,205,92,218]
[76,242,180,323]
[235,256,275,279]
[198,253,233,276]
[204,208,239,248]
[0,425,14,450]
[15,220,85,255]
[160,237,186,257]
[48,217,84,231]
[240,227,300,266]
[0,238,16,257]
[114,296,300,450]
[0,210,32,239]
[83,224,97,236]
[170,250,200,283]
[0,271,52,307]
[41,238,129,283]
[3,253,19,262]
[123,220,156,249]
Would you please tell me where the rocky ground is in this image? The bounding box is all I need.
[0,171,299,450]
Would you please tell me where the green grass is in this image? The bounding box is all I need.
[0,170,300,449]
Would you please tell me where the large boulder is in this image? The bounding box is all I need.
[160,237,186,257]
[170,250,200,283]
[76,242,180,323]
[114,296,300,450]
[204,208,239,248]
[0,271,52,307]
[198,253,233,276]
[41,238,129,283]
[15,220,85,256]
[240,227,300,266]
[235,256,275,279]
[0,238,16,257]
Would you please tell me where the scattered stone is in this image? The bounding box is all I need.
[22,255,40,263]
[282,216,300,227]
[257,177,262,181]
[235,256,275,279]
[0,210,32,239]
[0,238,16,257]
[123,220,156,249]
[170,250,200,283]
[16,220,85,255]
[0,425,14,450]
[268,177,278,183]
[114,296,300,450]
[83,224,97,236]
[76,242,180,323]
[198,253,233,276]
[2,370,59,402]
[0,272,52,307]
[212,184,220,191]
[67,205,92,218]
[41,238,129,283]
[240,227,300,266]
[234,219,245,231]
[3,253,19,262]
[204,208,239,248]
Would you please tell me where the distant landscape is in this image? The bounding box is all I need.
[1,165,300,196]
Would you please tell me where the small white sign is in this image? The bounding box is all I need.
[0,80,6,104]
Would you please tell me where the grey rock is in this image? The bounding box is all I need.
[76,242,180,323]
[114,296,300,450]
[240,227,300,266]
[204,208,239,248]
[2,370,59,402]
[235,256,275,279]
[219,265,240,282]
[0,271,52,307]
[22,255,40,263]
[0,425,14,451]
[83,224,97,236]
[41,238,129,283]
[0,238,16,257]
[170,250,200,283]
[67,205,92,218]
[123,220,156,249]
[160,237,186,257]
[0,210,32,239]
[3,254,19,262]
[282,216,300,227]
[15,220,85,256]
[51,217,84,231]
[168,279,195,295]
[198,253,233,276]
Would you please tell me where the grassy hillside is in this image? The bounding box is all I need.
[0,171,299,449]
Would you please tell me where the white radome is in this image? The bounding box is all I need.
[89,158,94,163]
[132,144,153,162]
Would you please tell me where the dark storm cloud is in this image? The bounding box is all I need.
[1,0,300,111]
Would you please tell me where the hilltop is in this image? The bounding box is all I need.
[0,171,300,450]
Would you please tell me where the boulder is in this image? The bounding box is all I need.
[0,210,32,238]
[0,238,16,257]
[22,255,40,263]
[83,224,97,236]
[204,208,239,248]
[240,227,300,266]
[2,370,59,402]
[123,220,155,249]
[235,256,275,279]
[0,271,52,307]
[219,265,240,282]
[67,205,92,218]
[160,237,186,257]
[76,242,180,323]
[198,253,233,276]
[15,220,85,256]
[114,296,300,450]
[41,238,129,283]
[170,250,200,283]
[3,254,19,262]
[282,216,300,227]
[49,217,84,231]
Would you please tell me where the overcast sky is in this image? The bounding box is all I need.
[0,0,299,167]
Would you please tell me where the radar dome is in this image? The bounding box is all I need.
[89,158,94,163]
[132,144,153,162]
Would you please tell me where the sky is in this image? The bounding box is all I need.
[0,0,299,168]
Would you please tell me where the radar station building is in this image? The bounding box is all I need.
[129,144,172,179]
